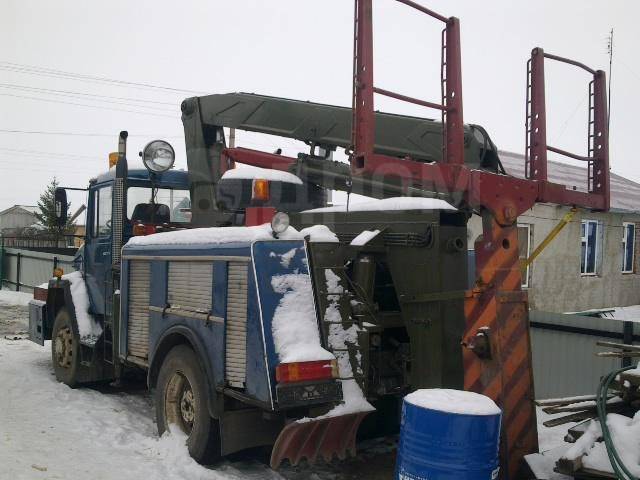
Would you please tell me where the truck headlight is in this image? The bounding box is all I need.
[141,140,175,173]
[271,212,290,234]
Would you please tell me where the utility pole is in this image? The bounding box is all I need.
[607,28,613,130]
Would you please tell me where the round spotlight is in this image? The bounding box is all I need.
[271,212,290,235]
[142,140,175,173]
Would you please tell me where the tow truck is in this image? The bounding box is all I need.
[29,1,610,478]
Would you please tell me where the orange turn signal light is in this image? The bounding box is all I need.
[252,179,270,202]
[133,224,157,236]
[109,152,119,168]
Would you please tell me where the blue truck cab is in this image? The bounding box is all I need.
[29,134,354,467]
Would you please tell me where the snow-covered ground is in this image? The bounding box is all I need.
[0,297,393,480]
[0,291,586,480]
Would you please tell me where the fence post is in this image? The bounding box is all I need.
[622,320,634,368]
[0,237,4,289]
[15,251,21,292]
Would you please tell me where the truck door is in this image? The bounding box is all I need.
[85,184,113,315]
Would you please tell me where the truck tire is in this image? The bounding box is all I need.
[155,344,221,464]
[51,309,81,387]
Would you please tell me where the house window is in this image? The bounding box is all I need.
[581,220,600,275]
[518,224,532,288]
[622,222,635,273]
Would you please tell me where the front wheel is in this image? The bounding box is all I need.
[51,309,81,387]
[155,345,221,464]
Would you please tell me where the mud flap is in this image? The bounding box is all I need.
[270,412,370,468]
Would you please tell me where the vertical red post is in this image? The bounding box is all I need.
[591,70,610,210]
[528,48,548,181]
[443,18,465,166]
[352,0,375,172]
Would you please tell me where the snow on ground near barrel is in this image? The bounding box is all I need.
[404,389,501,416]
[563,412,640,476]
[0,289,33,306]
[304,197,456,213]
[62,271,103,343]
[126,223,338,247]
[221,165,303,185]
[270,273,334,363]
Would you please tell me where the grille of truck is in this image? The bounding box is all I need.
[127,260,151,359]
[225,261,248,388]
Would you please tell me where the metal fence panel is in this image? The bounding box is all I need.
[530,310,636,399]
[1,247,76,292]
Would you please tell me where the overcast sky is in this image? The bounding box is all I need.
[1,0,638,213]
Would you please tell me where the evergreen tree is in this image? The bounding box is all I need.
[34,177,75,236]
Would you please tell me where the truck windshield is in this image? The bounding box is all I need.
[127,187,191,223]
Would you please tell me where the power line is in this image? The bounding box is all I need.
[0,129,182,138]
[0,83,179,110]
[0,61,208,95]
[0,92,178,118]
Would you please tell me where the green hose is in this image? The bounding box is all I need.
[596,365,637,480]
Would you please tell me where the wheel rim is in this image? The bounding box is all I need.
[54,326,73,368]
[165,372,196,434]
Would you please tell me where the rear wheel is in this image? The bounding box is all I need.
[155,345,221,464]
[51,309,80,387]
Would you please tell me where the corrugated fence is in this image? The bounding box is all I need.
[0,247,76,292]
[530,310,639,398]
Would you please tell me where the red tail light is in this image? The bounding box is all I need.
[276,360,338,384]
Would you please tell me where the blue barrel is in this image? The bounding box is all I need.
[395,389,502,480]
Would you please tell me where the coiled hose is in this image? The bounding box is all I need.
[596,365,637,480]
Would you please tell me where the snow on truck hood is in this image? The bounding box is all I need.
[304,197,457,213]
[221,165,303,185]
[125,223,338,247]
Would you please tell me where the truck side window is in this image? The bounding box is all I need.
[93,186,113,237]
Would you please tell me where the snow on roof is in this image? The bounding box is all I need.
[304,197,456,213]
[126,223,338,247]
[404,388,501,416]
[0,205,38,216]
[499,151,640,214]
[565,304,640,323]
[221,165,303,185]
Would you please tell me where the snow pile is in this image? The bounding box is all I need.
[271,274,334,364]
[0,340,259,480]
[63,271,103,343]
[221,164,303,185]
[127,223,338,247]
[271,247,298,268]
[350,229,380,246]
[305,197,456,213]
[0,289,33,306]
[298,224,339,243]
[404,389,501,416]
[298,269,374,423]
[563,412,640,476]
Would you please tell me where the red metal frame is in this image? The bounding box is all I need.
[526,48,610,210]
[352,0,465,172]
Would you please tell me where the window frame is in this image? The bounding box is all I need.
[92,185,113,238]
[580,219,600,276]
[622,222,636,274]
